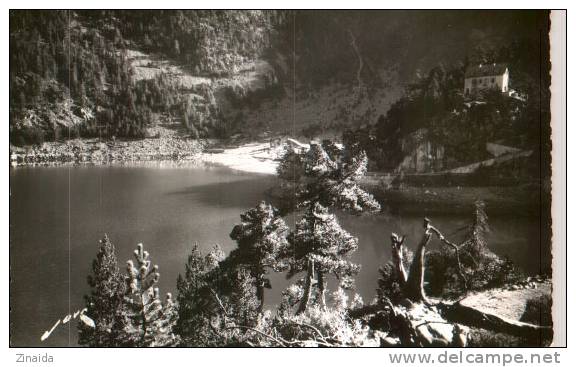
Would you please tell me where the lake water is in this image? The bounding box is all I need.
[9,164,549,346]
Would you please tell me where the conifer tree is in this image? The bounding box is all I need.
[277,140,380,214]
[228,201,289,311]
[123,243,179,347]
[176,244,225,346]
[276,140,377,315]
[463,200,491,256]
[78,234,128,347]
[225,268,260,328]
[286,203,360,313]
[204,267,261,346]
[176,244,260,346]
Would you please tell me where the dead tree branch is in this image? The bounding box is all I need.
[224,325,289,346]
[209,288,230,317]
[390,233,408,285]
[403,218,432,304]
[427,224,470,291]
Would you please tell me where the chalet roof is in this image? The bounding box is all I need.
[465,63,508,78]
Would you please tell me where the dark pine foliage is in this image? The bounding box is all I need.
[176,244,262,346]
[10,11,148,143]
[276,140,380,214]
[176,245,225,346]
[228,202,290,311]
[78,235,128,347]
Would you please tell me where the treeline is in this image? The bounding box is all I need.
[10,11,150,144]
[10,10,281,146]
[77,142,526,347]
[90,10,285,76]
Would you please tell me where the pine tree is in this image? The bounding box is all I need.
[459,200,514,290]
[226,268,260,328]
[287,203,360,313]
[206,267,261,346]
[176,244,261,346]
[78,234,128,347]
[228,201,289,311]
[464,200,490,255]
[176,244,224,346]
[277,140,380,214]
[276,140,377,315]
[123,243,179,347]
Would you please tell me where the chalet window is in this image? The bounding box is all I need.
[491,77,495,83]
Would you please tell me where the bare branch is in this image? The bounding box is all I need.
[428,224,469,291]
[209,288,230,319]
[224,325,288,346]
[403,218,433,304]
[289,321,329,342]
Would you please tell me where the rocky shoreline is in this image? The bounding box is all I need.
[9,135,285,178]
[10,135,206,167]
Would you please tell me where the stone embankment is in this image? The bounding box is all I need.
[10,134,204,166]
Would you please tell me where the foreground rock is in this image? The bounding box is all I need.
[459,278,552,321]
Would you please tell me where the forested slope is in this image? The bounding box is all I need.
[10,10,550,153]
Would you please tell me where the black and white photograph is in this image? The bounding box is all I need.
[7,6,567,352]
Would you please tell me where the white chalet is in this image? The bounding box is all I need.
[464,63,509,96]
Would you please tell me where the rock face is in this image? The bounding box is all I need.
[395,129,445,173]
